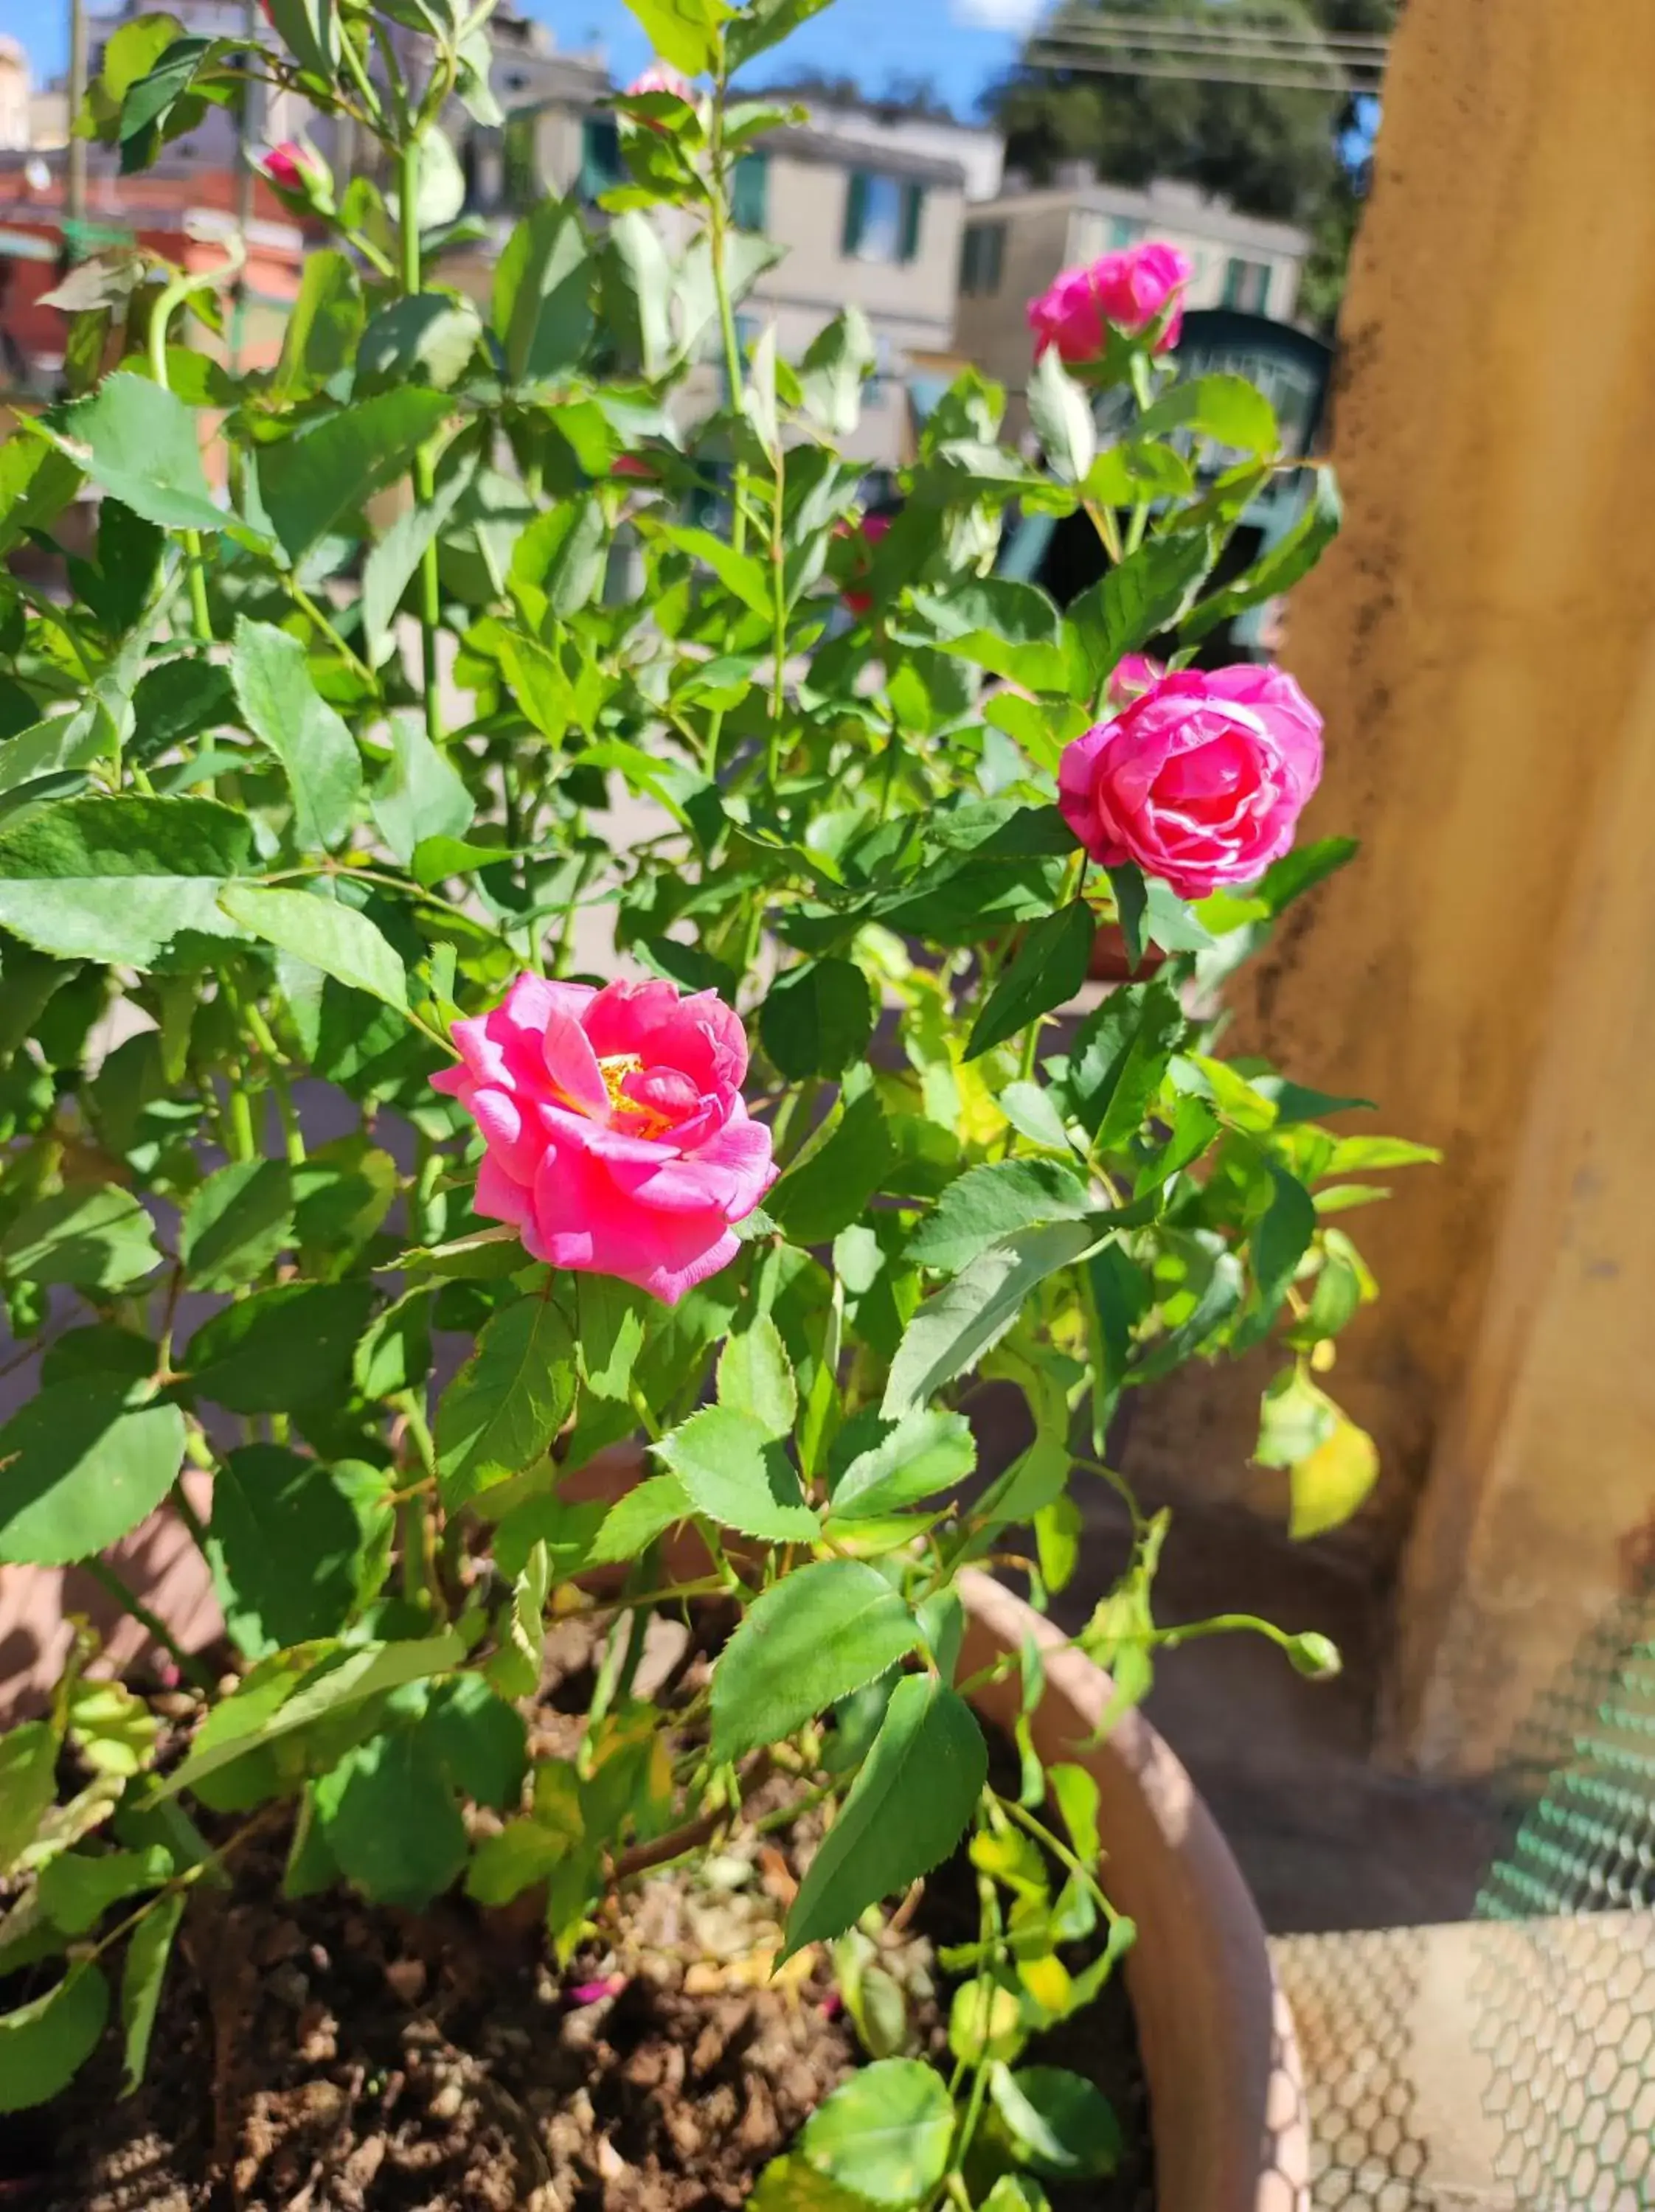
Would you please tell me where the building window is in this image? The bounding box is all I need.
[732,153,768,233]
[1108,216,1139,249]
[580,115,623,204]
[842,170,924,265]
[1222,256,1271,313]
[960,220,1005,296]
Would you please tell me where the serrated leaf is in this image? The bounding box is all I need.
[493,197,593,384]
[52,374,229,536]
[717,1315,796,1441]
[159,1632,465,1801]
[218,886,407,1011]
[653,1404,817,1542]
[1066,535,1210,692]
[0,1722,58,1876]
[181,1158,294,1292]
[587,1472,692,1566]
[313,1725,469,1907]
[1252,1164,1316,1310]
[658,524,771,619]
[988,2065,1121,2180]
[257,388,451,563]
[0,1963,109,2112]
[1027,345,1095,484]
[119,1890,184,2096]
[1066,978,1184,1149]
[710,1559,920,1764]
[783,1677,986,1958]
[769,1089,896,1248]
[0,794,251,968]
[490,1538,552,1700]
[1,1183,160,1292]
[0,1382,184,1566]
[209,1444,390,1657]
[436,1295,576,1510]
[906,1159,1092,1277]
[828,1408,976,1521]
[966,902,1094,1060]
[38,1845,173,1935]
[369,713,474,866]
[230,619,363,852]
[800,2058,955,2207]
[183,1280,374,1414]
[882,1222,1097,1419]
[760,959,875,1081]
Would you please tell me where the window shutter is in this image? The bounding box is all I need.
[899,181,923,263]
[732,153,768,233]
[842,170,869,257]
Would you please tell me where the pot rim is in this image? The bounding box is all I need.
[957,1570,1309,2212]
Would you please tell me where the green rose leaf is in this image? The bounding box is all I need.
[51,374,232,537]
[257,388,451,563]
[965,902,1095,1060]
[181,1281,375,1414]
[709,1559,921,1764]
[800,2058,956,2207]
[716,1314,797,1441]
[1,1183,160,1292]
[769,1090,898,1249]
[0,1963,110,2112]
[827,1408,976,1521]
[0,794,251,968]
[988,2064,1121,2180]
[783,1675,987,1958]
[119,1891,184,2096]
[313,1725,469,1909]
[1066,978,1186,1150]
[0,1381,184,1566]
[1066,533,1210,692]
[493,197,594,385]
[905,1159,1094,1278]
[882,1222,1099,1419]
[587,1472,693,1567]
[38,1844,173,1936]
[181,1158,295,1293]
[0,1721,58,1876]
[208,1444,392,1657]
[218,886,408,1012]
[229,619,364,853]
[369,712,474,867]
[653,1404,818,1543]
[435,1294,577,1511]
[760,959,875,1082]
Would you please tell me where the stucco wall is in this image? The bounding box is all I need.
[1120,0,1655,1771]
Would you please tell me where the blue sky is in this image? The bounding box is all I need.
[14,0,1041,116]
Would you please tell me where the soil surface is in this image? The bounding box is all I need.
[8,1623,1153,2212]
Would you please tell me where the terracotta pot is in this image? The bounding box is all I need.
[957,1571,1308,2212]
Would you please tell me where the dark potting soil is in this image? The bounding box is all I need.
[9,1624,1153,2212]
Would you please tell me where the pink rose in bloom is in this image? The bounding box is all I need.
[1058,664,1323,900]
[260,141,309,193]
[1027,241,1193,363]
[840,512,892,616]
[433,975,776,1305]
[1106,653,1164,710]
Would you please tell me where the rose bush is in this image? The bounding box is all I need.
[0,0,1429,2191]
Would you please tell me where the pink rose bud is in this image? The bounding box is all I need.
[1106,654,1164,710]
[1058,664,1323,900]
[1027,241,1193,364]
[432,976,777,1306]
[627,60,695,100]
[260,141,309,193]
[839,511,892,616]
[569,1975,628,2006]
[609,453,654,481]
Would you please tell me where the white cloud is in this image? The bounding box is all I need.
[951,0,1047,30]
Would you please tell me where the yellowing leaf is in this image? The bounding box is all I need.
[1288,1413,1379,1540]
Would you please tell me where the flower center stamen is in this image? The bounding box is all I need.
[595,1052,673,1138]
